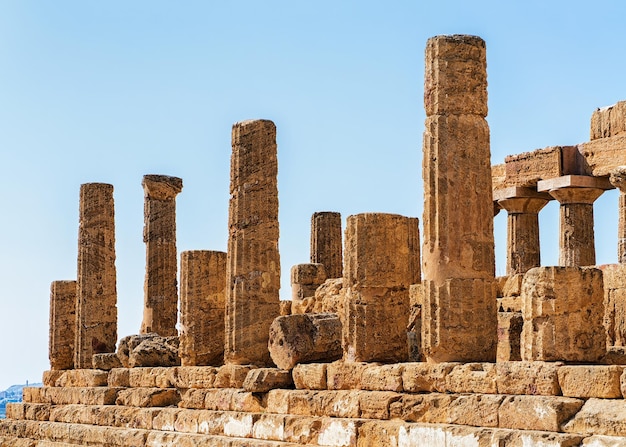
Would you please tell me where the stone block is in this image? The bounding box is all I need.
[265,389,291,414]
[252,414,285,441]
[178,389,211,409]
[54,369,109,387]
[360,364,404,392]
[128,367,174,388]
[358,391,402,419]
[92,353,122,370]
[505,146,581,187]
[447,394,504,428]
[173,408,199,433]
[203,389,238,411]
[579,135,626,177]
[497,311,523,362]
[401,362,458,393]
[107,368,130,387]
[179,250,227,367]
[279,300,292,316]
[326,361,368,390]
[283,415,322,444]
[41,371,64,387]
[214,364,255,388]
[499,395,584,432]
[558,365,624,398]
[172,366,218,389]
[424,34,487,116]
[243,368,293,393]
[521,266,606,362]
[563,398,626,437]
[291,263,326,287]
[496,361,562,396]
[319,390,362,418]
[601,263,626,348]
[313,278,344,314]
[231,391,263,413]
[268,313,342,370]
[292,363,327,390]
[591,101,626,140]
[388,394,455,423]
[114,388,180,407]
[445,363,497,394]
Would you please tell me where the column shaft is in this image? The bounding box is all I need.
[310,212,343,279]
[49,280,77,370]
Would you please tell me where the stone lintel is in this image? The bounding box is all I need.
[537,175,612,193]
[504,146,585,188]
[142,175,183,200]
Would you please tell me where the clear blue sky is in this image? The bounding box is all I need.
[0,1,625,390]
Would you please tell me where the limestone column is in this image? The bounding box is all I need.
[610,167,626,263]
[75,183,117,369]
[421,35,497,362]
[343,213,420,363]
[225,119,280,366]
[49,280,77,370]
[495,187,550,275]
[179,250,227,366]
[310,212,343,278]
[140,175,183,337]
[538,175,610,267]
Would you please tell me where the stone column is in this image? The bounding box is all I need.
[610,167,626,263]
[140,175,183,337]
[310,212,343,279]
[538,175,610,267]
[75,183,117,369]
[225,119,280,366]
[49,280,77,370]
[343,213,420,363]
[495,187,550,275]
[421,35,497,362]
[179,250,227,366]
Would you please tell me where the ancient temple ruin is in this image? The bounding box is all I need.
[3,34,626,446]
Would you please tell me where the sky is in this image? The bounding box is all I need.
[0,1,625,390]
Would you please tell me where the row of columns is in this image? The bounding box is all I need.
[496,174,617,275]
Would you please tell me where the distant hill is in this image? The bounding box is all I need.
[0,382,42,419]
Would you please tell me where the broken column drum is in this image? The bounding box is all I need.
[75,183,118,369]
[179,250,227,366]
[140,175,183,337]
[343,213,420,363]
[421,35,497,362]
[225,119,281,366]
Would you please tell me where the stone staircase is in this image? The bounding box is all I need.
[2,362,626,446]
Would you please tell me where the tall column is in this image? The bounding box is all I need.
[538,175,610,267]
[49,280,77,370]
[310,212,343,279]
[421,35,497,362]
[179,250,227,366]
[225,119,280,366]
[343,213,420,363]
[610,167,626,263]
[75,183,117,369]
[495,187,550,275]
[140,175,183,337]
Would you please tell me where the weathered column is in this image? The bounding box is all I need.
[179,250,227,366]
[538,175,610,267]
[310,212,343,279]
[49,280,77,370]
[343,213,420,363]
[421,35,497,362]
[610,167,626,263]
[495,187,550,275]
[225,119,280,366]
[140,174,183,337]
[75,183,117,369]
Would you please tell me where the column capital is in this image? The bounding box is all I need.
[495,187,551,214]
[142,175,183,200]
[610,166,626,193]
[537,175,611,204]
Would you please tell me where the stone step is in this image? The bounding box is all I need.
[0,420,314,447]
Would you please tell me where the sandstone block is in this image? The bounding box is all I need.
[107,368,130,387]
[445,363,497,394]
[54,369,109,387]
[268,313,342,370]
[579,135,626,177]
[231,391,263,413]
[252,413,285,441]
[313,278,344,314]
[279,300,292,316]
[179,250,226,367]
[496,361,562,396]
[214,364,255,388]
[558,366,624,398]
[591,101,626,140]
[283,415,321,444]
[504,146,582,187]
[41,371,64,387]
[319,390,362,418]
[499,395,584,432]
[360,364,404,392]
[286,390,322,416]
[326,361,368,390]
[115,388,180,407]
[41,387,121,405]
[447,394,504,428]
[582,435,626,446]
[521,266,606,362]
[179,388,211,409]
[291,263,326,298]
[92,353,122,370]
[563,398,626,437]
[388,393,456,424]
[292,363,327,390]
[601,263,626,348]
[265,389,291,414]
[243,368,293,393]
[359,391,402,419]
[202,389,238,411]
[128,367,174,388]
[401,362,458,393]
[172,366,218,389]
[225,119,280,366]
[117,333,179,368]
[49,280,76,370]
[173,408,198,433]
